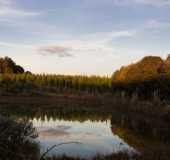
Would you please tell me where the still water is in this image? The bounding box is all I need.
[32,116,136,158]
[1,105,169,159]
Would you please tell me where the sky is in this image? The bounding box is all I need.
[0,0,170,76]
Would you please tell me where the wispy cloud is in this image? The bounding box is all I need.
[35,30,134,58]
[0,41,32,49]
[133,0,170,6]
[37,45,73,57]
[101,0,170,7]
[0,0,11,5]
[0,0,41,17]
[83,30,135,44]
[0,8,41,17]
[83,0,170,8]
[144,19,170,29]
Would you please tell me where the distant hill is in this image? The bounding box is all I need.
[112,55,170,83]
[0,57,25,74]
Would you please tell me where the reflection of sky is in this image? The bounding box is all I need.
[32,116,135,158]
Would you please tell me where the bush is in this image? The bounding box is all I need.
[0,116,39,160]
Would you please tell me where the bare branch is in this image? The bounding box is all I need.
[40,141,82,160]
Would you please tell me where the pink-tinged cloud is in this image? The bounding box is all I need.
[37,44,72,57]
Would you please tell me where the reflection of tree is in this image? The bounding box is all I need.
[110,126,170,160]
[111,111,170,140]
[0,105,111,122]
[110,113,170,160]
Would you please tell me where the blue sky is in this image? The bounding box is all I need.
[0,0,170,76]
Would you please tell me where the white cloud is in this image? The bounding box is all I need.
[0,41,33,49]
[84,30,135,44]
[84,0,170,8]
[0,0,11,5]
[144,19,170,29]
[0,7,41,17]
[0,0,41,17]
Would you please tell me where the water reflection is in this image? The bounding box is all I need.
[1,105,170,159]
[32,116,136,158]
[111,112,170,160]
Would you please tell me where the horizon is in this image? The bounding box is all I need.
[0,0,170,76]
[1,54,170,77]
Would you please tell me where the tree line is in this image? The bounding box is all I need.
[0,73,112,94]
[1,55,170,100]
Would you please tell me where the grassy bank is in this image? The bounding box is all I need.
[0,92,170,120]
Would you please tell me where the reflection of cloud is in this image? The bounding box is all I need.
[37,44,72,57]
[39,128,70,139]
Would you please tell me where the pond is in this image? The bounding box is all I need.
[32,116,136,158]
[0,105,170,159]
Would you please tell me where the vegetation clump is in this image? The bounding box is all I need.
[113,56,164,82]
[0,116,39,160]
[0,57,25,74]
[112,55,170,100]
